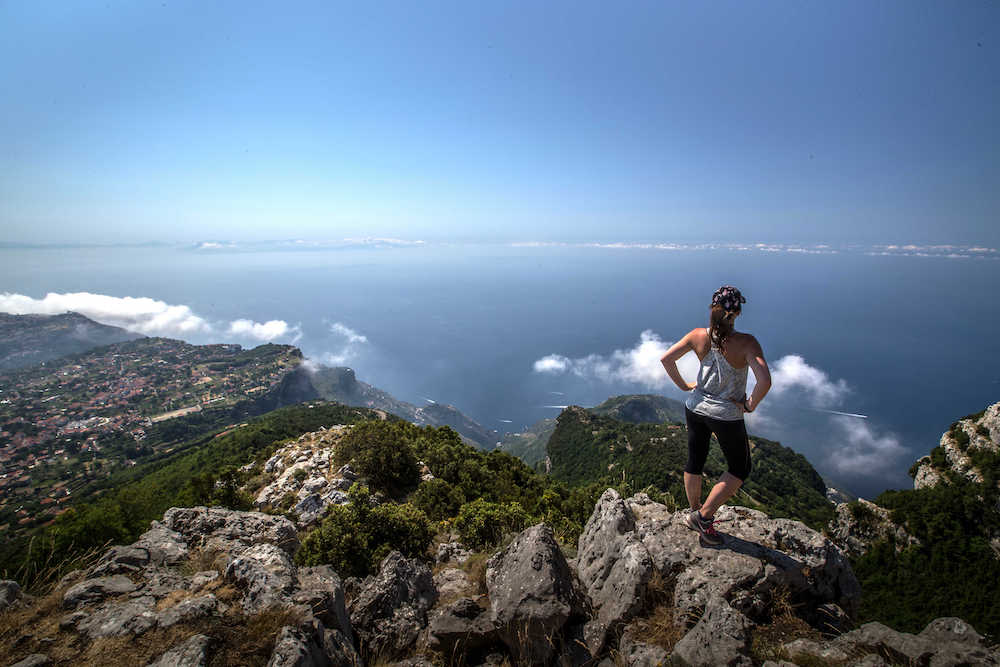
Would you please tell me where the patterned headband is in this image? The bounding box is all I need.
[712,285,746,313]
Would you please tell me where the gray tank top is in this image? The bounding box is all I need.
[685,330,748,421]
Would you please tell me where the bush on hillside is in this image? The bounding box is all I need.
[295,483,432,577]
[333,421,420,497]
[410,478,465,522]
[453,498,528,550]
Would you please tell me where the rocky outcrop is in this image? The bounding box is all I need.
[827,498,920,558]
[486,523,587,664]
[912,402,1000,490]
[251,427,356,527]
[575,489,653,654]
[779,617,1000,666]
[671,596,752,666]
[349,551,437,660]
[628,496,860,625]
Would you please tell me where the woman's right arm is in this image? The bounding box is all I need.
[661,330,698,392]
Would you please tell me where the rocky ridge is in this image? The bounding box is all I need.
[4,488,997,666]
[911,402,1000,490]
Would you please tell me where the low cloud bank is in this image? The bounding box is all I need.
[532,330,908,480]
[0,291,300,344]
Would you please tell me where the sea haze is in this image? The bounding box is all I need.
[2,242,998,499]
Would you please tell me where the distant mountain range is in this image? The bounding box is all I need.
[0,311,142,370]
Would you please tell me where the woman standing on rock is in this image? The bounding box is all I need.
[660,285,771,546]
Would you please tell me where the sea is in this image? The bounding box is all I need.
[2,241,998,499]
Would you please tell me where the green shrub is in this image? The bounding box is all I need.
[368,502,434,566]
[454,498,528,550]
[953,428,970,450]
[410,478,465,522]
[976,424,990,438]
[292,468,308,483]
[334,421,420,497]
[296,483,432,577]
[929,446,948,469]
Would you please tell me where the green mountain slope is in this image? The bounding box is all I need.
[499,394,687,468]
[546,406,833,527]
[0,312,143,370]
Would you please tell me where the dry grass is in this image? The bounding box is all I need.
[458,552,490,596]
[748,587,826,664]
[180,548,224,576]
[1,572,302,667]
[619,569,685,655]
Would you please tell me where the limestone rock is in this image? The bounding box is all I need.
[163,507,300,559]
[576,489,653,654]
[266,625,330,667]
[63,575,137,609]
[433,567,471,600]
[832,619,1000,666]
[671,596,752,667]
[90,545,151,576]
[157,594,219,628]
[135,522,190,566]
[224,543,297,614]
[148,634,212,667]
[427,597,500,662]
[618,623,669,667]
[74,595,158,638]
[291,566,353,641]
[436,541,472,564]
[0,579,22,611]
[629,500,860,624]
[349,551,437,659]
[486,523,586,665]
[827,499,919,558]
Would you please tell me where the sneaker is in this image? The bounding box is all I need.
[685,510,723,546]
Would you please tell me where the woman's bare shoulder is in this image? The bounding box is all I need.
[732,332,763,353]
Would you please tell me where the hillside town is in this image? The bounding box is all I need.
[0,337,302,535]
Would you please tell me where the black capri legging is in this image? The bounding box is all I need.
[684,407,752,481]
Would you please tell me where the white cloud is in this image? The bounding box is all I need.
[0,291,300,344]
[0,291,212,337]
[767,354,849,407]
[227,318,301,343]
[330,322,368,344]
[824,417,908,477]
[532,330,699,389]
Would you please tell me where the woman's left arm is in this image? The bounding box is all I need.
[743,336,771,412]
[661,330,697,392]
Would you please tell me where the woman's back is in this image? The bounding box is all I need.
[685,328,750,421]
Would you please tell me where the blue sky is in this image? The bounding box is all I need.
[1,1,997,245]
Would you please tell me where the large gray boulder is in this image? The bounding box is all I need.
[90,545,151,576]
[575,489,654,654]
[427,597,500,662]
[148,634,213,667]
[157,594,219,628]
[486,523,587,665]
[628,499,861,624]
[291,566,353,642]
[134,521,190,566]
[224,543,297,614]
[349,551,437,660]
[671,596,752,667]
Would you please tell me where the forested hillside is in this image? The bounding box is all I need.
[546,405,834,527]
